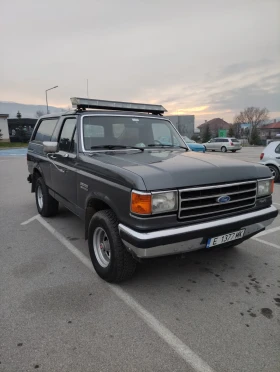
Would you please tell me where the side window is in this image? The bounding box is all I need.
[33,118,58,143]
[58,118,76,152]
[275,144,280,154]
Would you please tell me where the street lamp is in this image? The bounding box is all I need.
[45,86,58,114]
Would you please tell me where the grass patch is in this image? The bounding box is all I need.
[0,142,28,148]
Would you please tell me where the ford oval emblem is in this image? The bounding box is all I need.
[217,195,231,203]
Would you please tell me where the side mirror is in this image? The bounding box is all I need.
[43,141,58,153]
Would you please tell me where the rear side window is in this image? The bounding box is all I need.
[58,118,76,152]
[275,144,280,154]
[33,118,58,142]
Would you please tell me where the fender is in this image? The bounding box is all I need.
[31,163,45,192]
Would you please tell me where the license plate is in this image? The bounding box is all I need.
[206,229,245,248]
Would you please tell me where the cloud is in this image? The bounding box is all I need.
[0,0,279,124]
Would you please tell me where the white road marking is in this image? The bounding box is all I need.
[254,226,280,237]
[26,215,216,372]
[273,202,280,206]
[252,237,280,250]
[21,214,39,225]
[21,214,40,225]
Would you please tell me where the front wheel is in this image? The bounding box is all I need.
[221,146,227,153]
[35,177,59,217]
[268,165,280,182]
[88,210,137,282]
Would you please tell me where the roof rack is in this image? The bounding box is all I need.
[70,97,167,115]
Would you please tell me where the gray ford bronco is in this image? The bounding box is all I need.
[27,97,278,282]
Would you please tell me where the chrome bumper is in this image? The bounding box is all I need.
[119,206,278,258]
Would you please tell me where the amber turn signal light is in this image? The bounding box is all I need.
[131,192,152,215]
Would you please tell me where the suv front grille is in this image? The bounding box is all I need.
[178,181,257,220]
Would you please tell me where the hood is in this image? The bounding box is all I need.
[88,150,271,190]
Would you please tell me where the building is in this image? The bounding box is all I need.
[0,114,10,142]
[259,120,280,140]
[197,118,231,137]
[165,115,195,138]
[8,117,37,142]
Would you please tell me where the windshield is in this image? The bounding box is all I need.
[182,136,193,143]
[82,116,186,150]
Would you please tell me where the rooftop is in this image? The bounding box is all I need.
[197,118,230,129]
[261,121,280,129]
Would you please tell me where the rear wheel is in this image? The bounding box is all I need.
[35,177,59,217]
[221,146,227,153]
[88,210,137,282]
[267,165,280,182]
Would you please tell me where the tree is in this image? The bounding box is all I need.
[191,134,200,142]
[202,124,211,142]
[228,126,234,137]
[0,129,3,140]
[234,107,269,142]
[250,126,261,145]
[35,110,45,118]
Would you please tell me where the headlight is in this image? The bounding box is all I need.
[257,179,274,197]
[131,190,178,215]
[152,191,178,214]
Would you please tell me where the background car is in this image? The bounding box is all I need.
[182,136,205,153]
[203,137,242,152]
[259,140,280,182]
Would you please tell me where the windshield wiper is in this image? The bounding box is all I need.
[90,145,144,152]
[147,144,188,151]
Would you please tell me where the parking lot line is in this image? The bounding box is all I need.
[254,226,280,237]
[21,214,39,225]
[252,237,280,250]
[26,215,216,372]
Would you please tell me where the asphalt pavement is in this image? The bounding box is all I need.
[0,147,279,372]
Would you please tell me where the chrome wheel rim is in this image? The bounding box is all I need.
[93,227,111,268]
[221,147,226,152]
[37,185,43,209]
[268,167,276,178]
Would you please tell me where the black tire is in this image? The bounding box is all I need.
[35,177,59,217]
[231,150,237,153]
[221,146,227,153]
[88,210,137,282]
[267,165,280,182]
[211,150,215,152]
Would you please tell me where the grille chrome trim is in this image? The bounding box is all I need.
[181,187,256,202]
[179,181,257,220]
[180,196,256,211]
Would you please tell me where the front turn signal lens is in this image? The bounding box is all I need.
[131,191,152,215]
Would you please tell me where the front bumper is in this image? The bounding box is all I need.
[119,206,278,258]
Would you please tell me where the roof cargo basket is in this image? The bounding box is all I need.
[71,97,167,115]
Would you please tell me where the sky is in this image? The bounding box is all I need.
[1,0,280,125]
